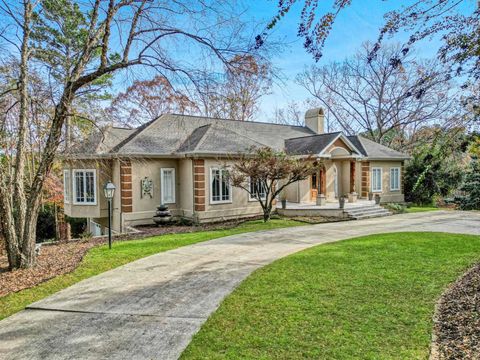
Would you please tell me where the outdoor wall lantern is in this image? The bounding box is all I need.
[103,181,116,249]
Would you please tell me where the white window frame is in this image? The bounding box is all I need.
[371,167,383,192]
[390,167,401,191]
[73,169,97,205]
[160,168,176,204]
[248,177,267,201]
[210,167,232,204]
[63,169,71,203]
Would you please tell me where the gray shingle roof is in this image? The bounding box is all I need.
[176,124,211,153]
[349,135,410,160]
[114,114,314,155]
[63,113,409,160]
[285,132,341,155]
[66,127,134,155]
[346,135,367,156]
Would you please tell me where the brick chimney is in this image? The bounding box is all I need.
[305,108,325,134]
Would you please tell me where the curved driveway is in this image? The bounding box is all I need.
[1,211,479,359]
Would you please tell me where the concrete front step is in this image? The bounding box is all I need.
[346,208,388,216]
[353,212,392,220]
[344,205,392,220]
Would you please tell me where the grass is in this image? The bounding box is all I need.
[0,219,304,321]
[406,206,440,213]
[182,232,480,360]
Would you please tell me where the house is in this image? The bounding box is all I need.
[62,108,409,234]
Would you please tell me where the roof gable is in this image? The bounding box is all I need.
[285,132,340,155]
[285,132,362,157]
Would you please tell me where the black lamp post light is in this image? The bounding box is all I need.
[103,181,116,249]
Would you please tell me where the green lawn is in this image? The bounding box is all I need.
[406,206,440,213]
[0,219,304,321]
[182,232,480,360]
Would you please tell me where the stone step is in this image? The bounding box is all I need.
[346,209,386,216]
[353,212,392,220]
[344,205,392,220]
[344,206,385,215]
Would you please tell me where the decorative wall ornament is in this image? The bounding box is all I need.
[141,177,153,199]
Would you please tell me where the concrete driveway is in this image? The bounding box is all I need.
[1,211,479,359]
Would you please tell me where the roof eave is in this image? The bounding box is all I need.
[365,156,411,161]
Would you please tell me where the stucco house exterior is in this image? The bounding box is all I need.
[63,108,409,234]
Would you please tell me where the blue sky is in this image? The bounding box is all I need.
[0,0,474,123]
[248,0,474,121]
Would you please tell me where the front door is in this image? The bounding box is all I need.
[310,172,318,201]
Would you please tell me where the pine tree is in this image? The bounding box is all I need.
[459,156,480,210]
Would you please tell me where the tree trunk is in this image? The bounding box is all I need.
[263,205,272,222]
[263,211,271,222]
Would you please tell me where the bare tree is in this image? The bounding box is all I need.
[228,147,320,222]
[296,42,460,148]
[0,0,258,270]
[272,101,304,126]
[196,54,273,121]
[272,99,335,130]
[107,75,199,126]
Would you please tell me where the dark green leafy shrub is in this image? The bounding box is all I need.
[36,205,57,243]
[404,147,463,205]
[384,203,407,214]
[66,216,87,238]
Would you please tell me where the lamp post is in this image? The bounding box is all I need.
[103,181,116,249]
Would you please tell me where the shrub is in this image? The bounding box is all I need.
[66,216,87,238]
[404,150,463,205]
[384,203,407,214]
[36,204,57,243]
[79,231,93,240]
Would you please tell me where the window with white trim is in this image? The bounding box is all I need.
[63,170,70,203]
[249,178,267,201]
[210,168,231,203]
[73,169,97,204]
[390,167,400,191]
[371,168,382,192]
[161,168,176,204]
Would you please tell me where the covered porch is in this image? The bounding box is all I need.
[309,158,360,205]
[276,199,390,220]
[284,132,365,206]
[279,199,376,210]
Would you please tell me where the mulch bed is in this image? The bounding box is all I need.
[0,217,258,298]
[431,262,480,359]
[0,240,97,297]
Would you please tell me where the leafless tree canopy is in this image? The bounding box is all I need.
[297,42,466,149]
[193,54,273,121]
[107,75,199,126]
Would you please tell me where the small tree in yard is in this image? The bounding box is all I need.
[228,147,320,222]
